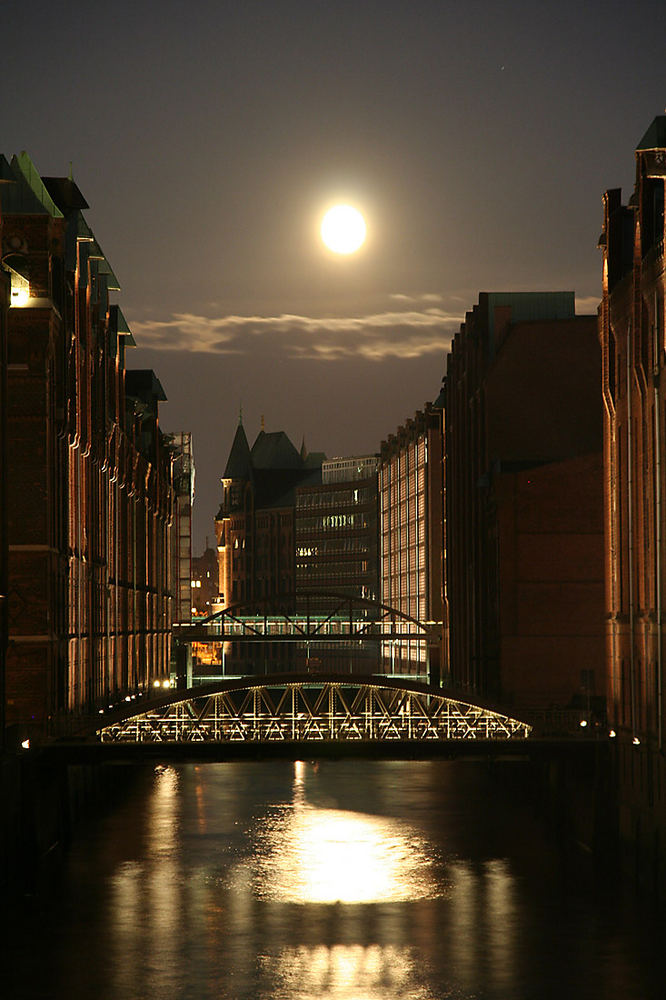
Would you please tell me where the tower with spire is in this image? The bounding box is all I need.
[213,420,325,613]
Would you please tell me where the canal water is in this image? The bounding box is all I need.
[4,759,666,999]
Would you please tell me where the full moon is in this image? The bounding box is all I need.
[320,205,366,254]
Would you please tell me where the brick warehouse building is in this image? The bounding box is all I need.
[446,292,605,717]
[0,248,8,745]
[214,421,324,610]
[598,116,666,878]
[212,421,324,675]
[1,153,176,742]
[379,399,445,683]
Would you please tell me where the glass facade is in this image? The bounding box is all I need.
[295,473,379,601]
[379,404,444,678]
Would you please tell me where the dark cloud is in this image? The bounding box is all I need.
[130,305,461,361]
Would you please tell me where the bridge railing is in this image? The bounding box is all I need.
[179,593,443,644]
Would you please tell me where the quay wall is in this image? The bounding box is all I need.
[0,754,135,895]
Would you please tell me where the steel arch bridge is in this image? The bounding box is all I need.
[97,674,532,745]
[175,592,442,644]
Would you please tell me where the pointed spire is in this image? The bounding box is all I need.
[224,421,253,480]
[300,437,308,461]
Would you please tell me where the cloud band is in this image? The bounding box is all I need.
[130,306,460,361]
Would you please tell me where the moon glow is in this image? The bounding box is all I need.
[321,205,366,254]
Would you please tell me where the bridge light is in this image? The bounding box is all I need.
[21,739,30,750]
[162,680,170,689]
[98,708,104,714]
[609,729,617,738]
[579,719,588,728]
[633,736,641,746]
[153,680,161,688]
[125,696,131,702]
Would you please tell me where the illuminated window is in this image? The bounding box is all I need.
[9,270,30,307]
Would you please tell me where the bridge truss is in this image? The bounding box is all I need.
[98,675,532,744]
[176,593,442,643]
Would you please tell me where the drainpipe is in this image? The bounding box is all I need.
[654,298,663,751]
[627,320,637,739]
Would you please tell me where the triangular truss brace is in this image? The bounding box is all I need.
[99,679,532,744]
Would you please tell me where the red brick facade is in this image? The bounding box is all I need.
[494,452,605,712]
[599,117,666,872]
[1,154,175,740]
[445,292,605,716]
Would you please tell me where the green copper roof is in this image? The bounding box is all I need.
[88,237,121,290]
[0,154,48,214]
[76,213,95,241]
[12,152,63,217]
[115,306,132,336]
[110,305,136,346]
[97,254,121,291]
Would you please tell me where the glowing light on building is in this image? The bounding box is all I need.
[5,267,30,306]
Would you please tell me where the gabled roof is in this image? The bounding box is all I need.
[637,116,666,151]
[125,369,167,403]
[109,305,136,346]
[253,468,319,509]
[41,175,89,213]
[0,154,50,215]
[433,377,446,410]
[0,153,64,217]
[223,422,253,480]
[304,451,326,469]
[251,430,303,470]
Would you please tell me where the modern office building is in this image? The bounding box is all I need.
[169,431,195,624]
[446,292,604,715]
[294,456,379,673]
[379,400,445,681]
[1,153,176,742]
[295,455,379,601]
[598,115,666,876]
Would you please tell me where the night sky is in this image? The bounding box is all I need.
[4,0,666,550]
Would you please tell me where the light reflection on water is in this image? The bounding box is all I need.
[235,757,442,905]
[245,802,441,904]
[4,759,666,1000]
[264,943,432,1000]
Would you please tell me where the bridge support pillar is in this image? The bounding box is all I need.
[427,641,441,688]
[173,641,192,689]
